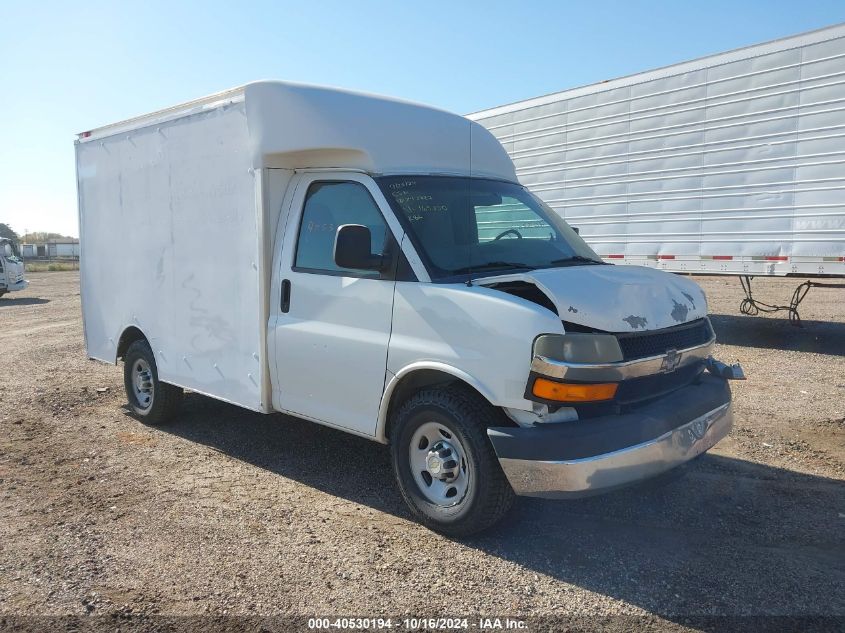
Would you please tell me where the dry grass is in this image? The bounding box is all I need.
[24,261,79,272]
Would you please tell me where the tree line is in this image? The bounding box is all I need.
[0,224,75,244]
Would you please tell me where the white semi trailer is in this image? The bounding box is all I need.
[469,24,845,323]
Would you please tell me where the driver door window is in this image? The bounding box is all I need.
[294,181,388,277]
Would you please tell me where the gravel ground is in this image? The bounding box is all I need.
[0,272,842,631]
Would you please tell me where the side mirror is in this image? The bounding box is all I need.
[334,224,384,271]
[572,226,580,235]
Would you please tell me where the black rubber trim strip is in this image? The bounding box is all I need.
[489,373,731,462]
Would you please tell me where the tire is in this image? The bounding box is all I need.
[390,385,515,536]
[123,339,182,425]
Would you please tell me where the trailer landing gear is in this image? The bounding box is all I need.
[739,276,845,326]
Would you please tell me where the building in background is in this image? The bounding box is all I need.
[469,24,845,279]
[20,238,79,259]
[48,239,80,258]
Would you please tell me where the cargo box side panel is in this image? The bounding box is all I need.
[77,102,267,411]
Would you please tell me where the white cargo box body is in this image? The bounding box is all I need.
[76,96,264,409]
[76,81,511,412]
[469,24,845,277]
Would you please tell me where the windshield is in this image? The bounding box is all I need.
[1,241,21,261]
[377,176,603,281]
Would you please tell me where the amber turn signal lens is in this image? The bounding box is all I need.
[532,378,618,402]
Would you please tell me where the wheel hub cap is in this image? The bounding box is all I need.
[425,440,460,482]
[409,422,470,507]
[132,359,154,410]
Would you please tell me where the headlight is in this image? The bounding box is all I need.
[533,333,623,364]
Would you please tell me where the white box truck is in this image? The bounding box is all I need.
[76,81,743,535]
[0,238,27,298]
[469,24,845,323]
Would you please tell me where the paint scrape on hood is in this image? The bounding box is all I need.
[480,265,708,332]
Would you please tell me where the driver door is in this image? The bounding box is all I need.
[270,172,400,436]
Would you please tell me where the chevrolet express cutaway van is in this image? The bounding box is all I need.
[76,81,742,535]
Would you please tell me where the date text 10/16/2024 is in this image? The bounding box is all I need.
[307,618,527,630]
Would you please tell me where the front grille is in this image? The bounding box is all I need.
[616,318,712,361]
[615,361,704,405]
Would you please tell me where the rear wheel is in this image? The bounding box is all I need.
[123,339,182,425]
[390,386,515,536]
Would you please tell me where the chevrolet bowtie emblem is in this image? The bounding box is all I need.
[660,349,681,373]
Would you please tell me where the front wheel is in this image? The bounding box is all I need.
[123,339,182,425]
[390,386,515,536]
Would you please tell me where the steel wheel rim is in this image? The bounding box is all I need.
[409,421,470,507]
[132,358,154,411]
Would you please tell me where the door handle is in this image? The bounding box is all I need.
[281,279,291,313]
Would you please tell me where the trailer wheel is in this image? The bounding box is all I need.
[123,339,182,425]
[390,386,514,536]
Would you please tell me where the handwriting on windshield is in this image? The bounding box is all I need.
[389,180,448,221]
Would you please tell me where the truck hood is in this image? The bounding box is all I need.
[479,265,708,332]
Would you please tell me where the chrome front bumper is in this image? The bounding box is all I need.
[488,374,733,498]
[500,403,731,497]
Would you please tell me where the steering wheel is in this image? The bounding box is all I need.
[494,228,523,240]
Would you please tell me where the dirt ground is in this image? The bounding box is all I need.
[0,272,842,631]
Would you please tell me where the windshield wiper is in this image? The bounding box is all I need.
[549,255,607,266]
[451,261,536,275]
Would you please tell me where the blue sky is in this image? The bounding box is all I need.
[2,0,845,238]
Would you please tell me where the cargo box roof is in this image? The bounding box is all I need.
[76,80,516,181]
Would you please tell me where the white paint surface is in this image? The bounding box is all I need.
[80,81,516,181]
[77,101,267,411]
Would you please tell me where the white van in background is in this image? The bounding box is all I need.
[76,82,743,535]
[0,239,27,298]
